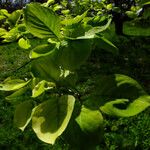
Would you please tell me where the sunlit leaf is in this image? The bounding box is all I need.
[0,9,10,17]
[76,106,103,133]
[61,11,88,26]
[7,10,22,28]
[29,44,57,59]
[0,15,6,20]
[100,96,150,117]
[32,95,75,144]
[0,79,31,91]
[0,28,7,37]
[24,3,61,39]
[18,38,31,49]
[68,18,112,39]
[32,80,55,98]
[53,4,62,12]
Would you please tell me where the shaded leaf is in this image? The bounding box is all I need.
[57,39,93,70]
[31,51,61,82]
[6,87,28,101]
[14,100,35,131]
[83,74,149,117]
[94,36,118,55]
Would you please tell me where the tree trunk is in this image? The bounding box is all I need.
[113,0,124,35]
[114,13,124,35]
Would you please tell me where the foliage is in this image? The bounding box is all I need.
[0,1,150,149]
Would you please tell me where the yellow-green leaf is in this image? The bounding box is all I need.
[0,79,31,91]
[18,38,31,49]
[76,106,103,133]
[32,95,75,144]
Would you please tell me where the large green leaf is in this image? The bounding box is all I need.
[57,39,93,70]
[0,79,31,91]
[94,74,147,100]
[83,74,149,117]
[24,3,61,39]
[32,95,75,144]
[100,96,150,117]
[14,100,35,131]
[76,106,103,133]
[31,51,61,82]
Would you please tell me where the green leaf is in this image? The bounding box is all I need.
[94,36,118,55]
[106,4,113,10]
[61,10,70,15]
[61,11,88,26]
[139,0,150,6]
[6,87,28,101]
[73,18,112,39]
[59,70,78,87]
[94,74,147,100]
[29,44,57,59]
[32,80,55,98]
[0,9,10,17]
[14,100,35,131]
[0,15,6,20]
[31,51,61,82]
[126,11,137,18]
[83,74,149,117]
[0,79,31,91]
[57,39,93,70]
[2,27,20,42]
[24,3,61,39]
[18,38,31,49]
[0,28,7,37]
[7,10,22,28]
[32,95,75,144]
[100,96,150,117]
[53,4,62,12]
[76,106,103,133]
